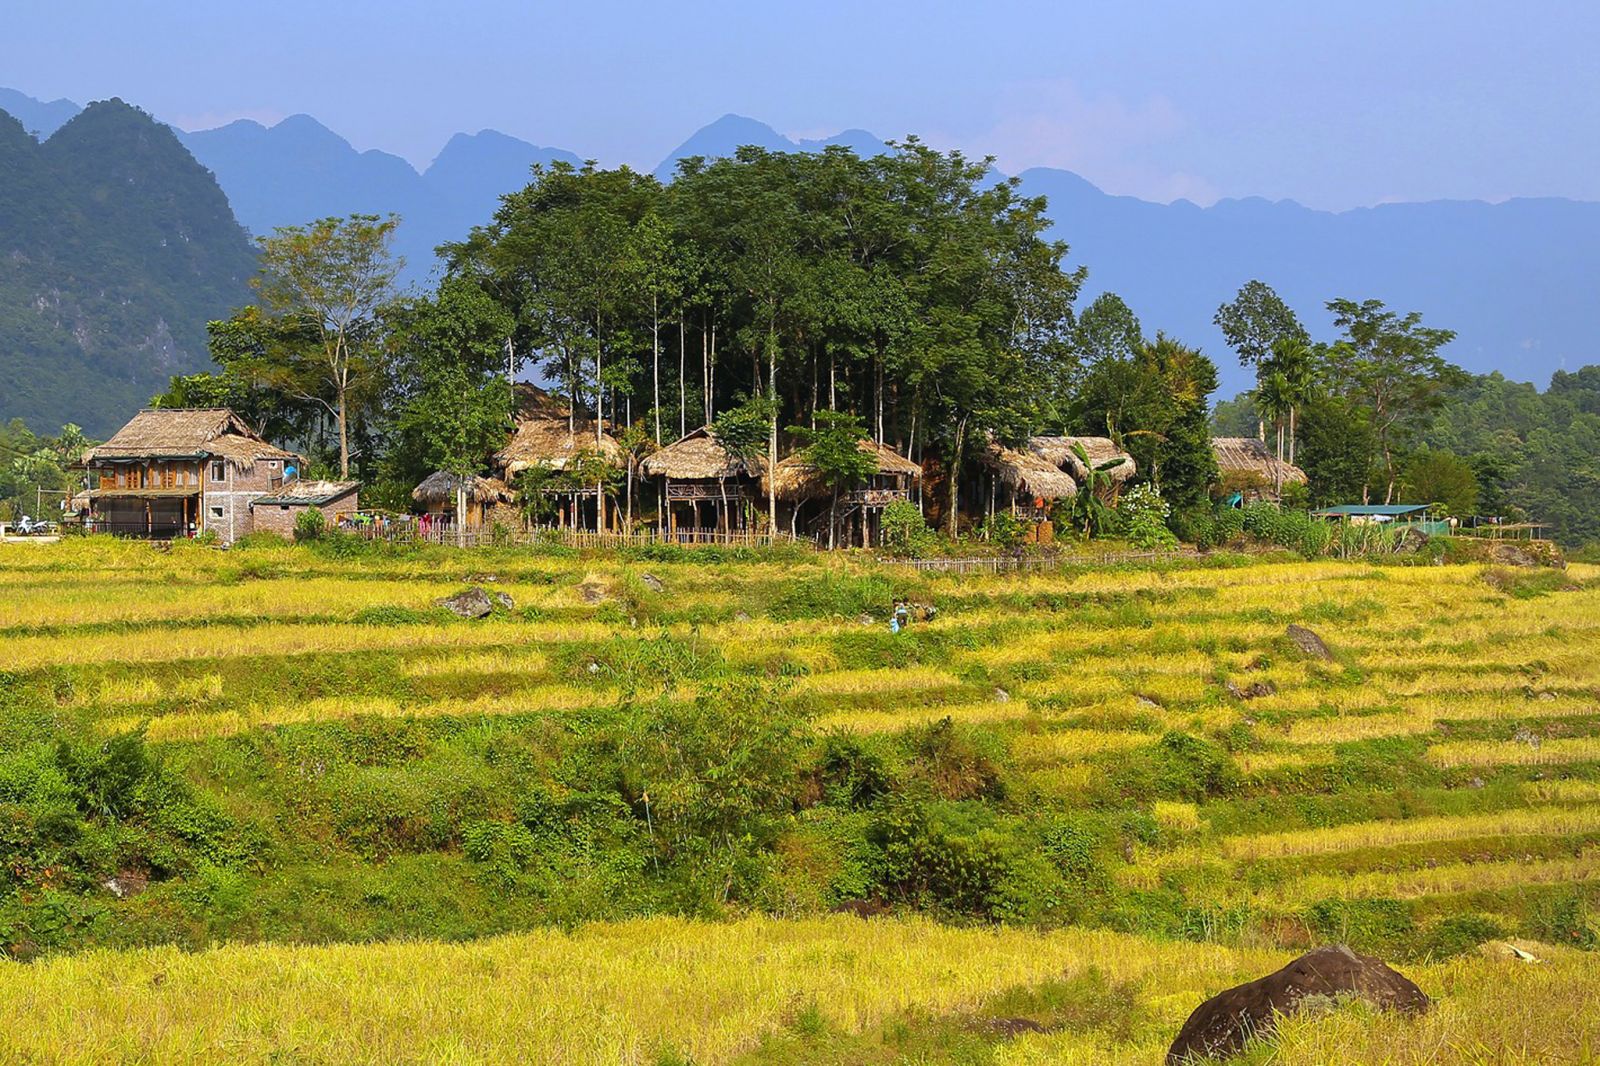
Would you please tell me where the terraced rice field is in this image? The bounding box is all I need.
[2,538,1597,1063]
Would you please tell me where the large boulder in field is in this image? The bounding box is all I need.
[436,586,494,619]
[1285,624,1333,661]
[1167,945,1429,1063]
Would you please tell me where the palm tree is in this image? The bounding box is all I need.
[1272,337,1317,466]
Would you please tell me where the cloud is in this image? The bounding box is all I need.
[957,79,1220,205]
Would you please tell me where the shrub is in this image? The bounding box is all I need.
[903,717,1005,801]
[869,795,1018,917]
[980,511,1029,552]
[768,573,898,621]
[1119,484,1178,552]
[814,732,892,809]
[880,500,939,558]
[293,508,327,542]
[1305,897,1415,956]
[1421,913,1506,958]
[462,820,540,888]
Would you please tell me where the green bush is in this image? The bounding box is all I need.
[980,510,1029,552]
[1421,913,1506,958]
[462,820,540,888]
[869,796,1018,917]
[814,732,892,809]
[1118,484,1178,552]
[293,508,327,542]
[880,500,940,558]
[1305,897,1415,955]
[768,572,899,621]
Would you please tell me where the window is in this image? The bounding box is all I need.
[210,506,224,519]
[280,505,290,512]
[210,462,225,482]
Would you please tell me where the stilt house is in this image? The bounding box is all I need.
[769,439,921,546]
[81,408,305,544]
[640,427,765,537]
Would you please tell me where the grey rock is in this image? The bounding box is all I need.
[437,586,494,619]
[1286,624,1334,661]
[639,572,664,592]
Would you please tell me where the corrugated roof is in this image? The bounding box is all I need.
[252,480,360,507]
[1311,504,1430,517]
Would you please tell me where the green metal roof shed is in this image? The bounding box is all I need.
[1311,504,1431,519]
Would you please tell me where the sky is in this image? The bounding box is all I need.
[4,0,1598,210]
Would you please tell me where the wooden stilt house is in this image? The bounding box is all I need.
[1029,436,1136,500]
[81,408,301,545]
[980,439,1077,541]
[769,439,921,547]
[639,427,765,539]
[494,416,624,531]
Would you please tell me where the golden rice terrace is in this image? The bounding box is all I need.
[1,539,1597,1064]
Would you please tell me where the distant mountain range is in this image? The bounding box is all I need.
[2,87,1598,423]
[0,99,257,436]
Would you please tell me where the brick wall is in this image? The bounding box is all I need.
[249,489,360,539]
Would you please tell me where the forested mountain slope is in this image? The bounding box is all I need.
[0,100,257,435]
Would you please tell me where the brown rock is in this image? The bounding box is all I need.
[1167,945,1429,1064]
[1226,679,1278,700]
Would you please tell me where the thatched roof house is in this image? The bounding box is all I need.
[411,472,512,508]
[495,417,623,478]
[83,408,297,468]
[769,439,921,502]
[640,427,765,481]
[1212,437,1308,499]
[1030,436,1136,484]
[982,440,1077,501]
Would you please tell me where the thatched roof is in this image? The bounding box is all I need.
[83,408,298,467]
[253,480,360,507]
[512,382,571,421]
[496,416,623,477]
[1030,436,1136,484]
[768,439,922,501]
[982,440,1077,500]
[1212,437,1308,486]
[640,427,765,480]
[411,472,512,506]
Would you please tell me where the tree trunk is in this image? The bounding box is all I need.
[678,316,687,438]
[455,481,466,548]
[1288,405,1297,466]
[652,293,661,444]
[767,331,778,535]
[336,381,350,478]
[946,417,966,538]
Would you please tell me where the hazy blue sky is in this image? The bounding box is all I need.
[5,1,1597,208]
